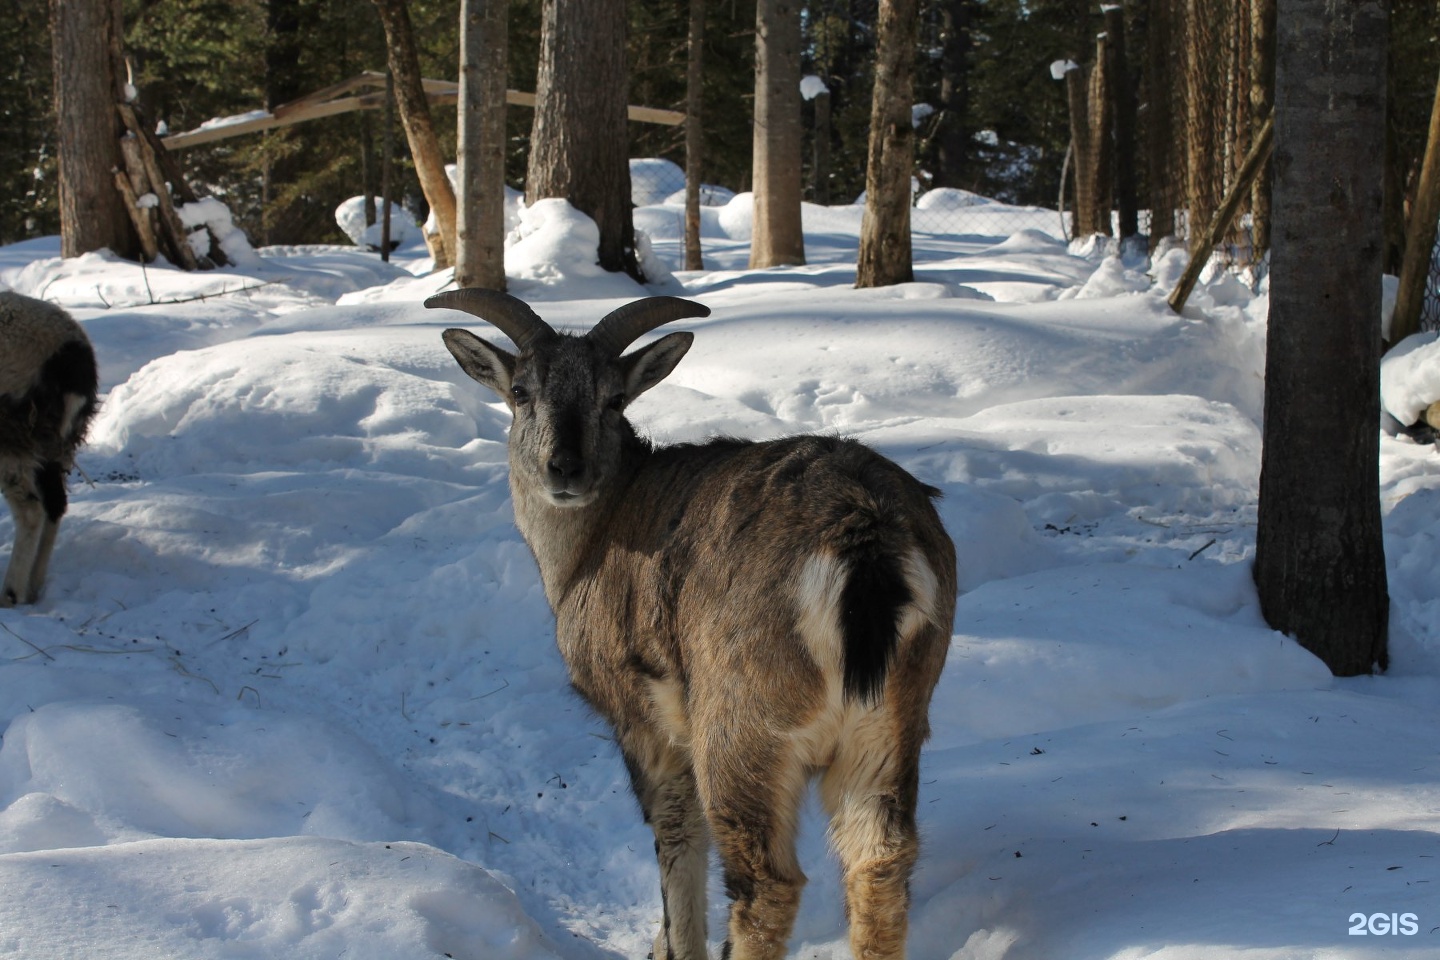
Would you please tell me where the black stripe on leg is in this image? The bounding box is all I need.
[35,462,66,522]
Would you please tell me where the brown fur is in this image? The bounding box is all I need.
[0,293,97,607]
[441,297,956,960]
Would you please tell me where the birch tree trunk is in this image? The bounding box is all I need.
[856,0,916,288]
[1254,0,1389,676]
[749,0,805,268]
[455,0,508,291]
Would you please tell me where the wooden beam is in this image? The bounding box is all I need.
[163,74,683,151]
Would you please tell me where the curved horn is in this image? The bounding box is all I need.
[424,289,558,351]
[587,297,711,356]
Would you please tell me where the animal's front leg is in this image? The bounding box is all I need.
[621,734,710,960]
[2,478,44,606]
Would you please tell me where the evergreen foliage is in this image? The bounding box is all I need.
[0,0,59,244]
[7,1,1437,248]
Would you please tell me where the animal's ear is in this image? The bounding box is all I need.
[443,328,516,399]
[621,331,692,399]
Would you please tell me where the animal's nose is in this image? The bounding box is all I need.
[547,450,585,484]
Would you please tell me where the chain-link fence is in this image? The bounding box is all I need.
[1423,234,1440,333]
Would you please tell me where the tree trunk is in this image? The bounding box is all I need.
[1104,4,1138,240]
[1391,63,1440,347]
[381,72,395,263]
[1064,62,1097,238]
[373,0,457,271]
[49,0,137,259]
[1183,0,1221,247]
[683,0,705,272]
[528,0,639,280]
[749,0,805,268]
[455,0,508,291]
[1250,0,1276,258]
[1254,0,1389,676]
[930,0,974,190]
[811,87,831,206]
[856,0,916,288]
[1087,32,1114,236]
[1145,0,1176,244]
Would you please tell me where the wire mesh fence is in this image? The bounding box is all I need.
[1423,234,1440,334]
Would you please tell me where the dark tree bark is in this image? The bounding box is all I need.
[1250,0,1276,258]
[527,0,639,280]
[683,0,705,272]
[1254,0,1389,676]
[930,0,974,190]
[1145,0,1176,243]
[373,0,457,270]
[1064,62,1100,238]
[749,0,805,268]
[1103,4,1137,240]
[455,0,508,291]
[266,0,308,109]
[1086,32,1113,236]
[856,0,916,287]
[811,85,832,205]
[49,0,137,259]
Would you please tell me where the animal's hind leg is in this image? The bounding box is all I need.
[622,737,709,960]
[25,462,68,604]
[697,738,808,960]
[821,715,923,960]
[1,472,45,607]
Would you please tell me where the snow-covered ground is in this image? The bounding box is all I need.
[0,189,1437,960]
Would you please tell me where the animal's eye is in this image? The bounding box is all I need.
[511,384,531,405]
[607,393,626,412]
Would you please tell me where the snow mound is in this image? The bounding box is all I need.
[87,329,487,479]
[929,562,1332,747]
[1071,255,1152,299]
[661,183,737,207]
[0,836,560,960]
[716,192,755,241]
[177,197,261,268]
[0,701,422,848]
[916,187,995,211]
[504,199,648,299]
[630,157,685,208]
[1381,330,1440,426]
[335,196,418,249]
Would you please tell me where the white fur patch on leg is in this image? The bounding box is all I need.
[794,552,847,676]
[897,548,942,640]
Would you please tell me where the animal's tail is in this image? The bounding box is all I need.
[839,541,913,705]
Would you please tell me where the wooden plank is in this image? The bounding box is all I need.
[118,103,201,269]
[164,76,683,151]
[112,168,160,262]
